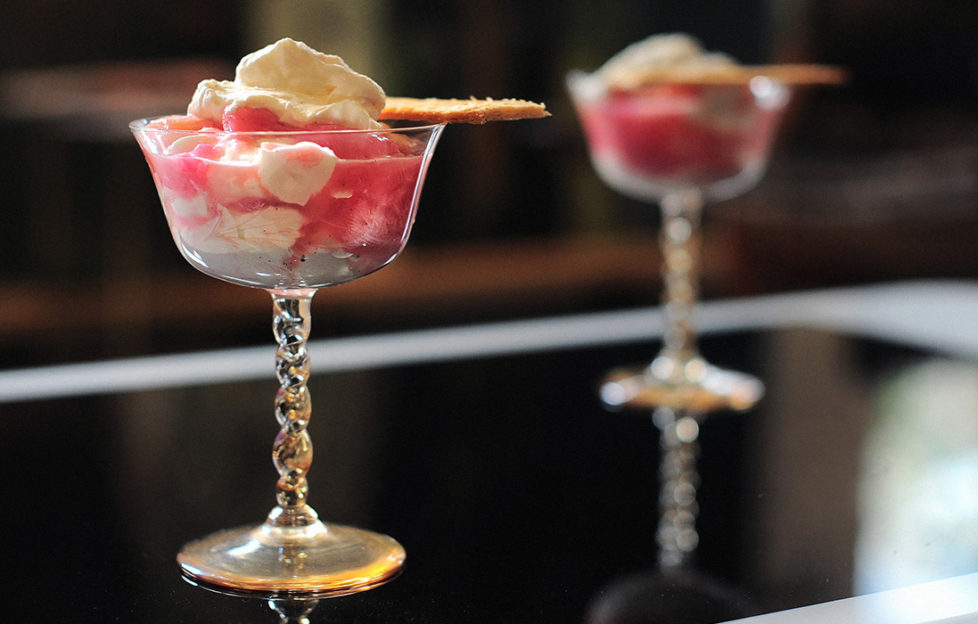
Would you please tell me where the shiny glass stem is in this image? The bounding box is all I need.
[268,598,320,624]
[656,189,703,373]
[269,290,318,528]
[654,189,704,572]
[653,407,701,571]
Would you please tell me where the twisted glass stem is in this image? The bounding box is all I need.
[657,189,703,369]
[654,407,701,571]
[269,291,318,528]
[654,189,704,571]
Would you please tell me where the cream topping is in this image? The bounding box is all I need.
[597,33,738,88]
[189,38,386,129]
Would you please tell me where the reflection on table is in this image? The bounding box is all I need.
[1,281,976,622]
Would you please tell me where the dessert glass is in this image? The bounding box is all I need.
[131,119,444,596]
[567,72,790,569]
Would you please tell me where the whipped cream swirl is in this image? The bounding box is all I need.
[189,38,386,129]
[597,33,738,88]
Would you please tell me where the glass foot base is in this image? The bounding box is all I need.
[178,519,405,597]
[599,359,764,412]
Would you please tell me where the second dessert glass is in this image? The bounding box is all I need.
[132,119,444,596]
[567,72,791,568]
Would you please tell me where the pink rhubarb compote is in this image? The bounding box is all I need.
[132,38,442,290]
[568,34,789,202]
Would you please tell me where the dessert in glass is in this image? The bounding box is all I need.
[567,34,844,569]
[132,38,545,596]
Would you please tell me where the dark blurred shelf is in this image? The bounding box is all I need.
[0,233,700,351]
[4,208,977,367]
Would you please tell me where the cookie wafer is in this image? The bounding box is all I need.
[602,64,848,89]
[380,96,549,124]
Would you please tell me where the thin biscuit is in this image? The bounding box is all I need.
[380,97,549,124]
[603,64,848,89]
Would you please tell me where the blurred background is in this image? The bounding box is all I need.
[0,0,975,366]
[0,1,977,622]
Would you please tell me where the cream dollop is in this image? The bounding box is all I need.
[597,33,737,87]
[189,38,386,130]
[258,141,338,205]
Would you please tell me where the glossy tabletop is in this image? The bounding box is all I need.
[2,280,977,623]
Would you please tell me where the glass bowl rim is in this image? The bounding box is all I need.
[565,69,790,108]
[129,117,446,136]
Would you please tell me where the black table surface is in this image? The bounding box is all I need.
[3,281,977,623]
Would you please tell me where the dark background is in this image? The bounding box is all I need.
[1,1,975,365]
[2,326,945,622]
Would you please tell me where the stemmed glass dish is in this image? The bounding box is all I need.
[567,72,791,569]
[132,119,444,595]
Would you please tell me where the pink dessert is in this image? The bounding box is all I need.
[572,83,785,200]
[131,39,440,290]
[135,113,432,289]
[567,34,790,201]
